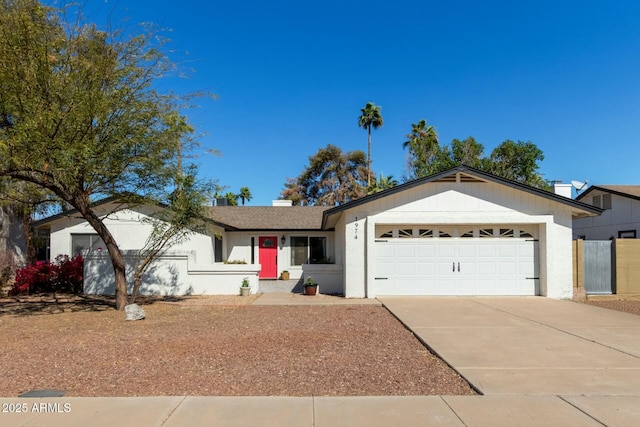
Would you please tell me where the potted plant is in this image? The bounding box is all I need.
[240,277,251,296]
[303,276,318,296]
[280,270,290,280]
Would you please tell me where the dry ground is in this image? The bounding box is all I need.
[0,295,475,397]
[584,298,640,316]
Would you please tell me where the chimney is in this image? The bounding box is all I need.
[552,180,572,198]
[272,200,293,207]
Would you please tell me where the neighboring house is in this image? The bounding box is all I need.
[33,165,601,299]
[573,185,640,240]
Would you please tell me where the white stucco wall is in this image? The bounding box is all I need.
[573,193,640,240]
[47,205,216,265]
[84,250,260,295]
[343,214,367,298]
[225,231,335,281]
[333,181,578,299]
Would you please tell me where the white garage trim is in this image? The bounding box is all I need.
[372,225,539,296]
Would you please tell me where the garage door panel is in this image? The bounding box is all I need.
[417,262,436,275]
[397,262,416,275]
[497,261,517,275]
[477,245,497,257]
[396,244,415,258]
[498,244,517,257]
[417,244,436,257]
[458,244,476,257]
[374,227,538,296]
[476,262,496,275]
[437,243,455,257]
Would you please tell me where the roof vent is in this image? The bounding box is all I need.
[272,200,293,207]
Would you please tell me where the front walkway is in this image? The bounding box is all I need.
[254,291,381,306]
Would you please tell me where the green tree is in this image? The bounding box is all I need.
[238,186,252,205]
[402,119,443,179]
[450,137,485,169]
[487,140,548,188]
[358,102,384,186]
[368,174,398,194]
[0,1,211,309]
[281,144,368,206]
[224,192,239,206]
[131,166,212,304]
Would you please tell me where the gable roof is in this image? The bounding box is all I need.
[322,165,603,229]
[207,206,330,231]
[576,185,640,203]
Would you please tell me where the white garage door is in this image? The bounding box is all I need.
[373,226,539,296]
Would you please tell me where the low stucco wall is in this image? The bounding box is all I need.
[84,250,261,296]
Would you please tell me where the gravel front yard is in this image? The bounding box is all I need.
[584,299,640,316]
[0,296,476,397]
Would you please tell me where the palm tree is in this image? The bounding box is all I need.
[368,174,398,194]
[403,119,440,178]
[358,102,384,187]
[224,192,239,206]
[239,187,252,205]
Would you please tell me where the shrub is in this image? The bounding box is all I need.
[11,254,84,295]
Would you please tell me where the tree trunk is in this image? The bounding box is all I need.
[20,208,36,265]
[76,200,128,310]
[367,125,372,187]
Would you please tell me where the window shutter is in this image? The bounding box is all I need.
[592,195,602,208]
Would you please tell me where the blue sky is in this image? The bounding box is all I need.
[72,1,640,205]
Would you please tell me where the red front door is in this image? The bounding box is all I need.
[258,236,278,279]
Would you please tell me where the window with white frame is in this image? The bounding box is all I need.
[71,234,106,255]
[290,236,327,265]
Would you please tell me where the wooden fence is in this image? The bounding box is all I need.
[573,239,640,298]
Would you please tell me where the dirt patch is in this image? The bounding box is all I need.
[584,299,640,316]
[0,297,475,397]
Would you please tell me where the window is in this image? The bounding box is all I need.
[398,228,413,238]
[418,229,433,238]
[499,228,515,238]
[378,229,393,238]
[519,230,534,238]
[592,194,611,209]
[71,234,105,255]
[479,228,494,238]
[438,229,452,238]
[290,236,328,265]
[460,229,474,238]
[618,230,636,239]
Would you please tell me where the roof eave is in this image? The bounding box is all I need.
[322,165,603,228]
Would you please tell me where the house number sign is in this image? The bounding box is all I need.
[354,218,358,240]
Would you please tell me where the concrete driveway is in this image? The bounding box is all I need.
[378,296,640,396]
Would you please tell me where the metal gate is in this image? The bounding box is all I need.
[583,241,612,294]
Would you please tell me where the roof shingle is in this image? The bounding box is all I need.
[207,206,330,230]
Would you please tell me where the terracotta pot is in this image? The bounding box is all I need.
[280,271,290,280]
[304,284,318,296]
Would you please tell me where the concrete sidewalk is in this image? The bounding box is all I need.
[4,395,640,426]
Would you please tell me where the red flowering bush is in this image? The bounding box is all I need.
[11,254,84,295]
